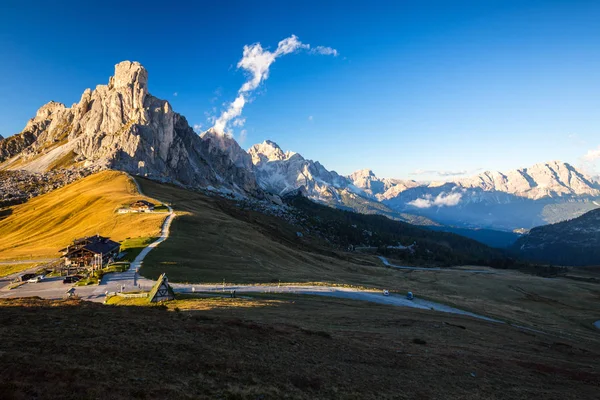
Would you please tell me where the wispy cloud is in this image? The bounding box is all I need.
[238,129,248,146]
[232,117,246,127]
[173,92,178,97]
[410,169,469,177]
[213,35,338,135]
[579,145,600,178]
[308,115,313,121]
[310,46,338,56]
[408,192,463,208]
[193,124,203,134]
[583,146,600,161]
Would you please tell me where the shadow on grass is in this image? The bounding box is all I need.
[119,236,158,262]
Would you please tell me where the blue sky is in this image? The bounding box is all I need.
[1,0,600,180]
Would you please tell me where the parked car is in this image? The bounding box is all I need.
[63,276,82,284]
[383,289,390,296]
[27,275,44,283]
[19,273,36,282]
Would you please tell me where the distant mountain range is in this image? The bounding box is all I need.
[2,60,599,245]
[249,140,600,231]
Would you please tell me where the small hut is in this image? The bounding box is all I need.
[148,273,175,302]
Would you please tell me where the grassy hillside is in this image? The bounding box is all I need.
[137,178,380,284]
[427,226,521,248]
[285,193,507,266]
[0,171,166,261]
[0,296,598,399]
[514,208,600,266]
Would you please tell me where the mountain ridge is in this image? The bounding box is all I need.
[0,61,261,197]
[513,208,600,266]
[248,139,600,230]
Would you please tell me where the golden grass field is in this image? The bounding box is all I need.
[0,171,166,261]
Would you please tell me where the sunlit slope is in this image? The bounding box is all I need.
[0,171,165,260]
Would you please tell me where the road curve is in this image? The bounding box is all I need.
[378,256,497,273]
[170,283,503,323]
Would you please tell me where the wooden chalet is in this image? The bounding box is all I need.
[130,200,155,212]
[60,235,120,269]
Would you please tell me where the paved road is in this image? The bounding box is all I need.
[378,256,498,273]
[0,276,501,323]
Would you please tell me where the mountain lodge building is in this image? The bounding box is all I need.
[60,235,120,269]
[130,200,155,212]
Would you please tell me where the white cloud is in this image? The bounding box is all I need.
[213,34,338,135]
[232,117,246,127]
[310,46,338,56]
[579,145,600,179]
[238,129,248,146]
[408,192,463,208]
[173,92,178,97]
[410,169,469,177]
[583,146,600,161]
[308,115,313,121]
[193,124,203,134]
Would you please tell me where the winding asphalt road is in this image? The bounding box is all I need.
[378,256,498,273]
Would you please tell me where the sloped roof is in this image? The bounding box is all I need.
[83,239,120,255]
[148,273,175,302]
[131,200,155,208]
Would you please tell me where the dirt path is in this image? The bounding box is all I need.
[98,174,174,293]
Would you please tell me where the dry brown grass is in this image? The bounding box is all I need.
[137,178,600,343]
[0,171,165,261]
[0,296,598,399]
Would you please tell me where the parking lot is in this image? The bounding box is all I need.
[0,275,102,301]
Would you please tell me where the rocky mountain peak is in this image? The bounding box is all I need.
[0,61,261,196]
[349,168,377,180]
[248,140,287,165]
[110,61,148,90]
[200,128,253,170]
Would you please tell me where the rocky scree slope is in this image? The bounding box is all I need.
[0,61,260,196]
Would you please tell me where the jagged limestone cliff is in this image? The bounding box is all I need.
[0,61,260,196]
